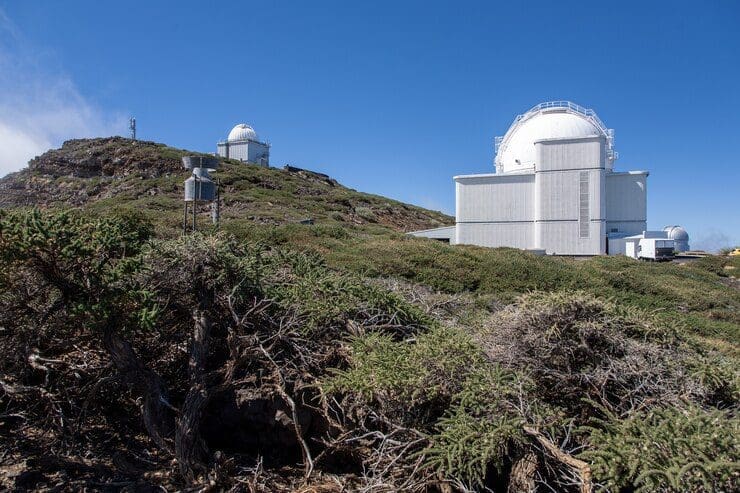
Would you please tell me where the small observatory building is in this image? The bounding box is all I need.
[217,123,270,166]
[663,225,690,252]
[410,101,656,255]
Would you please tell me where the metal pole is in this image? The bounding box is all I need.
[183,201,188,234]
[192,175,198,232]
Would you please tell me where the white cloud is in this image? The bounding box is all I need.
[0,8,125,177]
[0,121,47,172]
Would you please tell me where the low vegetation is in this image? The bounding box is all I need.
[0,138,738,491]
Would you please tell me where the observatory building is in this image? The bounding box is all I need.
[410,101,661,256]
[663,225,690,252]
[217,123,270,166]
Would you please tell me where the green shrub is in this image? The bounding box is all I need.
[692,256,732,277]
[310,223,350,239]
[581,406,740,492]
[424,366,530,487]
[264,250,430,334]
[326,325,535,488]
[326,325,480,408]
[0,208,160,340]
[354,206,376,222]
[327,238,740,347]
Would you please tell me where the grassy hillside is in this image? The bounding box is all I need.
[0,137,451,235]
[3,138,736,349]
[213,221,740,352]
[0,138,738,491]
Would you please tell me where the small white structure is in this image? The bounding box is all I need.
[410,101,665,256]
[217,123,270,166]
[407,225,457,242]
[609,231,676,261]
[663,225,690,252]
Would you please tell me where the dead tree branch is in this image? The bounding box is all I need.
[523,426,592,493]
[256,338,314,480]
[176,285,214,481]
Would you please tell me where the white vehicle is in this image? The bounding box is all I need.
[615,231,680,261]
[636,238,675,262]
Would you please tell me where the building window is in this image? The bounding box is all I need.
[579,172,589,238]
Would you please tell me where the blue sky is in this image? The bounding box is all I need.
[1,1,738,249]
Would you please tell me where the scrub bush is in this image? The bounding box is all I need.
[581,406,740,492]
[476,291,737,416]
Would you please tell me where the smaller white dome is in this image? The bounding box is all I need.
[228,123,259,142]
[663,225,689,241]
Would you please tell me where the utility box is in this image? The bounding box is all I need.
[184,168,216,202]
[182,155,220,231]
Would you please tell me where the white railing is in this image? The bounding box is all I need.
[494,101,617,171]
[494,136,504,154]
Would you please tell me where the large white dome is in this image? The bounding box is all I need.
[228,123,259,142]
[495,102,615,174]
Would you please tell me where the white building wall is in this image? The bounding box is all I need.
[456,174,534,222]
[232,142,249,162]
[247,142,270,165]
[454,173,535,248]
[606,172,647,236]
[536,137,606,172]
[535,221,605,255]
[534,136,605,255]
[216,142,228,159]
[456,222,533,249]
[216,141,270,166]
[608,237,628,256]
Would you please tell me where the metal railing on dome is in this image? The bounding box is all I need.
[494,136,504,154]
[494,101,617,171]
[526,101,609,138]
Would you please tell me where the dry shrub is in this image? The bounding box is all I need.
[0,209,437,491]
[476,291,736,417]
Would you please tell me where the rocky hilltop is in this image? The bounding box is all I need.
[0,137,451,233]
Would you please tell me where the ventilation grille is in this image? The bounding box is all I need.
[579,172,590,238]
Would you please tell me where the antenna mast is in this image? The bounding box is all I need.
[129,117,136,140]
